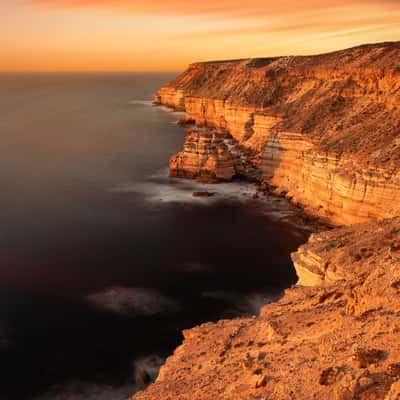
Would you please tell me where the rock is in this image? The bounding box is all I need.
[136,369,151,385]
[357,376,375,391]
[255,375,269,388]
[192,191,215,197]
[264,320,283,341]
[291,217,400,290]
[177,116,195,126]
[169,130,238,182]
[385,380,400,400]
[257,352,267,361]
[319,367,339,386]
[352,347,386,368]
[388,363,400,377]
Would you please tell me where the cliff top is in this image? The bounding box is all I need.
[188,41,400,68]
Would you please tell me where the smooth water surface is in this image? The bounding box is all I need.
[0,72,310,399]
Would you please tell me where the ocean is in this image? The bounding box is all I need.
[0,72,310,399]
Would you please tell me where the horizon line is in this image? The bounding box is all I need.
[2,39,399,74]
[0,69,183,74]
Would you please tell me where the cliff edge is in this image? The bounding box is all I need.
[156,41,400,226]
[132,42,400,400]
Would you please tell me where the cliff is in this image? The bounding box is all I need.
[155,42,400,226]
[132,42,400,400]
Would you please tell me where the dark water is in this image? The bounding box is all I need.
[0,72,310,399]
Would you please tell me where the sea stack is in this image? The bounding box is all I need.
[169,129,237,182]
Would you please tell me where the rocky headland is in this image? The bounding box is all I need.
[132,42,400,399]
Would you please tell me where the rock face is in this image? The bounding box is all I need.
[132,42,400,400]
[157,42,400,225]
[169,130,237,182]
[169,129,260,182]
[133,218,400,400]
[292,217,400,287]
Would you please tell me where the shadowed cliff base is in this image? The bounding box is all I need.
[133,42,400,399]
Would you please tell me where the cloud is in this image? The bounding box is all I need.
[175,13,400,40]
[24,0,388,17]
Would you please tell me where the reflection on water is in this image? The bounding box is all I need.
[0,72,310,399]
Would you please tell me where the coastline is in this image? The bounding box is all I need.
[132,42,400,399]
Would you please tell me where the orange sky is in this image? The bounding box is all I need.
[1,0,400,71]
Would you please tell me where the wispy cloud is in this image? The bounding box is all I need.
[23,0,381,16]
[174,10,400,40]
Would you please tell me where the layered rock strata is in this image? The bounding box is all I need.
[169,129,260,182]
[261,135,400,225]
[157,42,400,226]
[169,130,237,182]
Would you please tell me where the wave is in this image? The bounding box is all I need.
[111,170,260,205]
[128,100,154,106]
[128,100,186,123]
[86,286,179,316]
[34,381,136,400]
[202,290,282,316]
[34,354,164,400]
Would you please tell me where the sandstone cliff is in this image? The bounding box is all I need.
[156,42,400,226]
[131,42,400,400]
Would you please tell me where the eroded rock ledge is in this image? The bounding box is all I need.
[132,42,400,400]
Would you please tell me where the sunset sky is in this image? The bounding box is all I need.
[2,0,400,71]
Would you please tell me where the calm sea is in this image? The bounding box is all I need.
[0,72,310,399]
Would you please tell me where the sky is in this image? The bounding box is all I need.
[1,0,400,71]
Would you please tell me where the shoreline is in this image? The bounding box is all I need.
[155,101,331,233]
[133,42,400,399]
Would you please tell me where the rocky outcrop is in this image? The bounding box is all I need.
[169,129,260,182]
[133,218,400,400]
[156,42,400,226]
[169,130,237,182]
[292,217,400,288]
